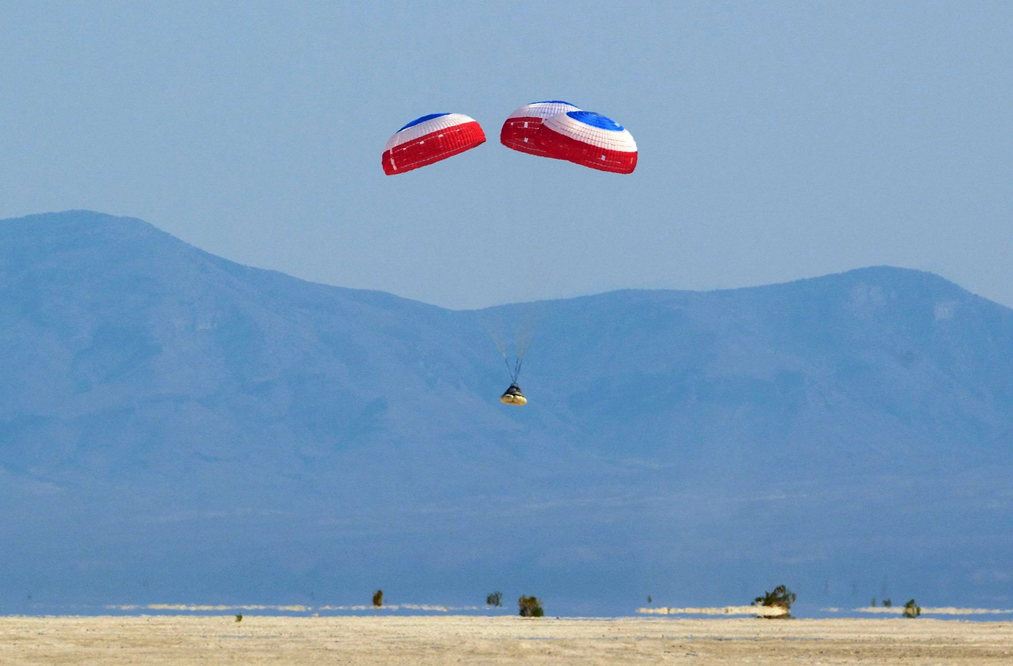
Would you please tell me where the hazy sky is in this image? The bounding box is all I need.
[1,1,1010,308]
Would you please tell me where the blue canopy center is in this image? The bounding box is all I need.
[398,113,450,132]
[566,111,624,131]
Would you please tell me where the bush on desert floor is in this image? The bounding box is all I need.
[752,585,796,619]
[518,595,544,617]
[486,591,503,607]
[372,589,384,607]
[235,614,243,623]
[903,599,922,618]
[882,598,892,607]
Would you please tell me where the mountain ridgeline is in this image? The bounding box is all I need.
[1,211,1010,614]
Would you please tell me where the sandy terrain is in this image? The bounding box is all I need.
[2,615,1011,665]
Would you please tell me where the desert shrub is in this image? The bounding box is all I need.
[870,598,876,607]
[235,614,243,623]
[486,591,503,607]
[518,595,544,618]
[752,585,796,619]
[903,599,921,618]
[372,589,384,607]
[882,598,892,607]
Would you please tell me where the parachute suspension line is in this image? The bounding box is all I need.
[516,329,532,362]
[502,354,523,384]
[515,312,534,360]
[478,313,509,359]
[478,310,529,386]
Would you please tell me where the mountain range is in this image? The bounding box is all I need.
[1,210,1010,615]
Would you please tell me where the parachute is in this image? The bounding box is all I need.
[384,103,638,406]
[536,110,638,174]
[500,100,581,159]
[382,113,486,175]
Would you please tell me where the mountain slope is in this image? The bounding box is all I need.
[1,211,1010,613]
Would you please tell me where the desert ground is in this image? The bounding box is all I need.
[2,615,1012,665]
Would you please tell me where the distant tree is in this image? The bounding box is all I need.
[486,591,503,607]
[518,595,544,618]
[235,614,243,623]
[882,598,892,607]
[903,599,921,619]
[752,585,796,619]
[372,589,384,607]
[871,598,877,607]
[647,595,652,604]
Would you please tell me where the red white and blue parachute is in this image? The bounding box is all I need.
[536,110,638,174]
[382,113,486,175]
[500,100,581,158]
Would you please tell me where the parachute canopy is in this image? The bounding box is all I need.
[537,110,638,174]
[382,113,486,175]
[500,100,581,159]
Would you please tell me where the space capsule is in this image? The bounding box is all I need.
[499,383,527,406]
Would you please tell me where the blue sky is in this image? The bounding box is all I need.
[1,1,1010,308]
